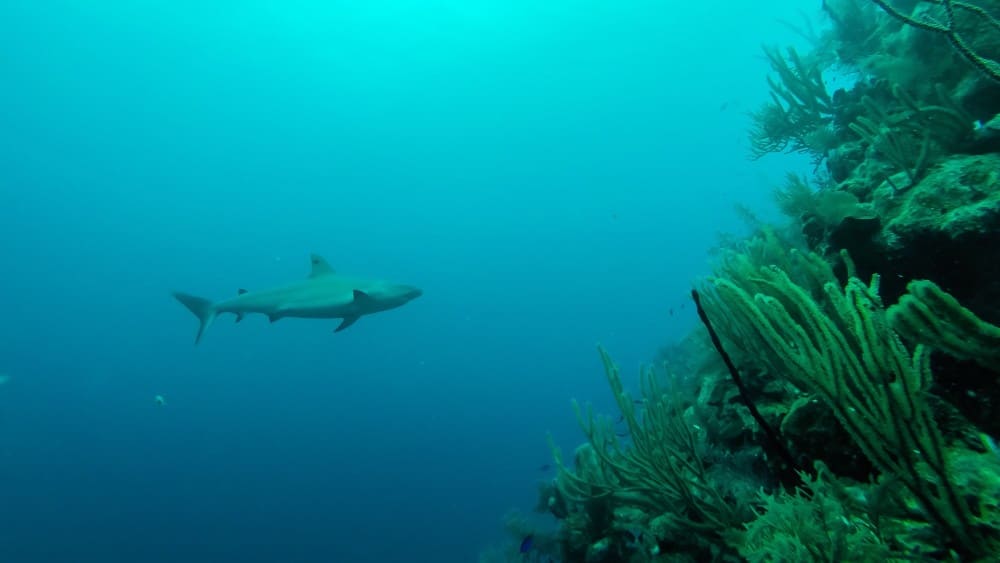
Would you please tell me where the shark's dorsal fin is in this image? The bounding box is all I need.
[309,254,336,278]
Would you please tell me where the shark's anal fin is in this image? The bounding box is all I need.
[235,313,244,323]
[268,314,282,323]
[309,254,336,278]
[335,315,360,332]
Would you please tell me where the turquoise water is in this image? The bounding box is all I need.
[0,1,806,561]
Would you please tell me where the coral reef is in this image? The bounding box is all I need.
[487,1,1000,561]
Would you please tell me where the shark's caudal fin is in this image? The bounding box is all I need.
[173,292,216,345]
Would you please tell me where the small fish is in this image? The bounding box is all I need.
[621,528,644,550]
[519,534,534,553]
[615,414,624,424]
[973,113,1000,140]
[538,463,552,472]
[154,394,166,406]
[980,433,998,456]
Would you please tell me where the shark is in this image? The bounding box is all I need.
[173,254,422,344]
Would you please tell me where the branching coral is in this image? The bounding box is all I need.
[749,46,837,160]
[849,83,973,189]
[868,0,1000,81]
[735,462,889,562]
[551,347,746,555]
[850,99,932,188]
[888,278,1000,370]
[772,172,877,232]
[700,249,1000,558]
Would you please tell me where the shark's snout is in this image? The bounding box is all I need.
[405,286,423,301]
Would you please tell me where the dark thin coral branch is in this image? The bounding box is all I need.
[869,0,1000,81]
[691,289,802,484]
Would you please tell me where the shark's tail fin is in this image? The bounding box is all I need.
[173,292,216,345]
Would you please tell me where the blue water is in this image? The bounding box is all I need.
[0,1,809,561]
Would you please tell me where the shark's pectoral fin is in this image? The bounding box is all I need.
[335,315,361,332]
[234,289,249,322]
[332,291,371,332]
